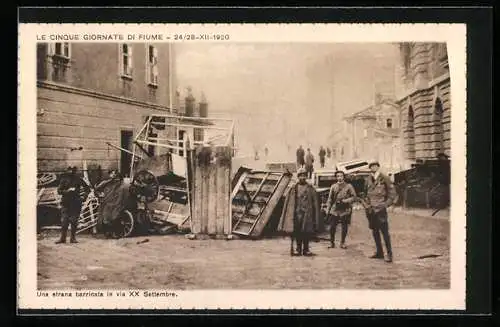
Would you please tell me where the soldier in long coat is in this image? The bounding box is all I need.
[278,167,321,256]
[363,161,397,263]
[94,170,130,238]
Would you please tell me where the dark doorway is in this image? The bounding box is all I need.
[120,130,133,177]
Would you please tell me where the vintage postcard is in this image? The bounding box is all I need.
[18,23,466,311]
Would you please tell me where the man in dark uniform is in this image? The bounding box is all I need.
[319,146,326,168]
[296,145,305,169]
[363,161,397,263]
[278,167,321,256]
[56,166,82,244]
[305,148,315,179]
[325,170,357,249]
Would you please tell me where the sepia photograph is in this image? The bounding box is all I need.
[18,23,466,310]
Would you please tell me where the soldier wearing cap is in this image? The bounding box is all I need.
[363,161,397,263]
[56,166,83,244]
[278,167,321,256]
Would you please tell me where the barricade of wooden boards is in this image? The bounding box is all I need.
[188,145,232,238]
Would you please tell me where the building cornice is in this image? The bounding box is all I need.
[37,80,171,112]
[396,72,450,102]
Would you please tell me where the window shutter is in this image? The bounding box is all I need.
[47,43,55,56]
[128,44,133,74]
[67,43,72,58]
[61,42,69,58]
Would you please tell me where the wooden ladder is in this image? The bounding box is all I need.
[232,172,283,236]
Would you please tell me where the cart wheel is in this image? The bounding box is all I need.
[112,210,134,239]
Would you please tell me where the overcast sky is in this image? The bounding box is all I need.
[173,43,399,157]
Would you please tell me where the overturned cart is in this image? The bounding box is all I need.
[109,114,236,238]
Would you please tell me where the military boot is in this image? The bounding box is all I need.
[55,228,67,244]
[69,222,78,243]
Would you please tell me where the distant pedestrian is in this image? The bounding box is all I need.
[319,146,326,168]
[56,166,82,244]
[278,167,321,256]
[264,147,269,157]
[363,161,397,263]
[296,145,305,169]
[305,148,314,178]
[325,171,356,249]
[326,147,331,159]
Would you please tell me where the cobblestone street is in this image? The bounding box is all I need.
[37,210,450,290]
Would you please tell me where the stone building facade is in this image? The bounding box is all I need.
[395,42,450,161]
[336,96,403,172]
[36,42,208,177]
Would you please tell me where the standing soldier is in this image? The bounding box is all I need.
[325,170,357,249]
[319,146,326,168]
[305,148,315,179]
[363,161,397,263]
[278,167,321,256]
[55,166,82,244]
[296,145,305,169]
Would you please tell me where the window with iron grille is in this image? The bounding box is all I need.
[147,45,158,86]
[119,43,133,78]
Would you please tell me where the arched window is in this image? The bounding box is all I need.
[406,105,415,160]
[386,118,393,128]
[434,98,444,154]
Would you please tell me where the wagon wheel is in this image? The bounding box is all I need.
[111,210,135,239]
[37,173,57,187]
[130,170,159,203]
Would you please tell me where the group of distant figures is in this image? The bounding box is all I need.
[295,145,331,178]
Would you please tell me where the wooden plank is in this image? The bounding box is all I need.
[241,183,279,193]
[215,161,225,235]
[218,146,232,235]
[201,152,210,234]
[191,151,203,234]
[231,171,248,200]
[207,161,217,235]
[186,148,195,230]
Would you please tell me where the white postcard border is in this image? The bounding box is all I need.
[18,23,467,310]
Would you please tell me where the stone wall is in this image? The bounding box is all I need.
[37,43,173,107]
[37,82,169,173]
[397,42,451,161]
